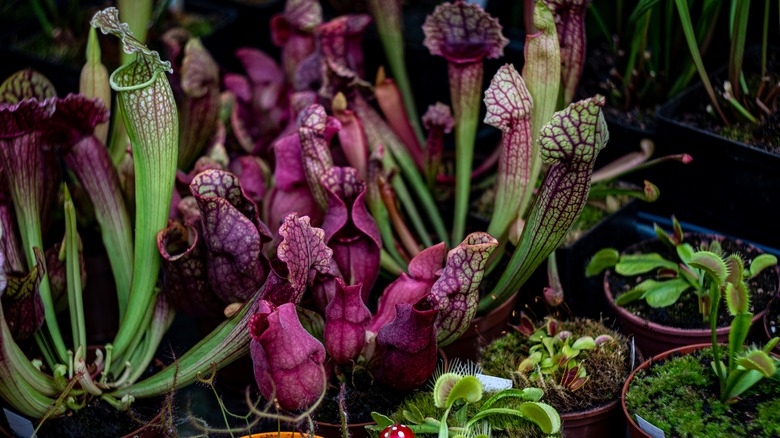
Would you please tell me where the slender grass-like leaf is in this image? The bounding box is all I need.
[674,0,729,124]
[729,0,751,99]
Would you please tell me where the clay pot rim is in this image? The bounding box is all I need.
[560,397,619,420]
[620,343,712,438]
[240,432,325,438]
[603,233,776,336]
[762,293,780,348]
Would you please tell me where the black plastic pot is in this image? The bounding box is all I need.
[520,199,641,321]
[643,74,780,250]
[557,200,640,319]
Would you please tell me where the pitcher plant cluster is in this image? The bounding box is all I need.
[0,0,615,424]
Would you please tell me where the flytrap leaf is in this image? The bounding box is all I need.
[750,254,778,278]
[688,251,729,285]
[615,253,678,276]
[585,248,619,277]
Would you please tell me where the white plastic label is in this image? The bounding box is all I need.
[636,414,666,438]
[476,373,513,392]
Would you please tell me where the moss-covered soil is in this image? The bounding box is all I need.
[626,347,780,437]
[480,318,632,414]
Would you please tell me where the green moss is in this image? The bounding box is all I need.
[480,319,629,414]
[385,381,556,438]
[720,125,756,145]
[626,348,780,437]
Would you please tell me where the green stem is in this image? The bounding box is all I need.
[762,0,769,78]
[63,186,86,355]
[366,153,407,269]
[125,299,173,385]
[380,249,404,276]
[448,61,483,245]
[117,0,152,65]
[109,289,259,398]
[18,215,67,364]
[389,162,434,249]
[728,0,751,100]
[355,96,448,246]
[710,282,725,399]
[588,6,615,52]
[108,106,129,166]
[725,95,759,123]
[30,0,55,38]
[367,0,425,146]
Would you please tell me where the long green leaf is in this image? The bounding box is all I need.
[728,312,753,372]
[674,0,729,124]
[615,253,678,275]
[63,186,86,355]
[480,388,544,411]
[629,0,661,22]
[723,368,762,401]
[642,278,691,307]
[728,0,751,99]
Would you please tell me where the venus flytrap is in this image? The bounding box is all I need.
[586,217,778,321]
[685,250,780,403]
[516,317,614,392]
[370,363,561,437]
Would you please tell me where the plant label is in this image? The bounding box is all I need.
[476,373,513,392]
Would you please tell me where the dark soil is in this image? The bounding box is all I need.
[577,40,658,132]
[664,49,780,152]
[626,347,780,437]
[763,295,780,352]
[480,318,634,415]
[35,396,167,437]
[312,371,422,426]
[605,234,779,329]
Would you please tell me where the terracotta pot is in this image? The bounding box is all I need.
[314,420,373,438]
[560,399,624,438]
[763,294,780,354]
[440,293,519,362]
[621,343,709,438]
[605,287,766,357]
[603,234,776,357]
[241,433,323,438]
